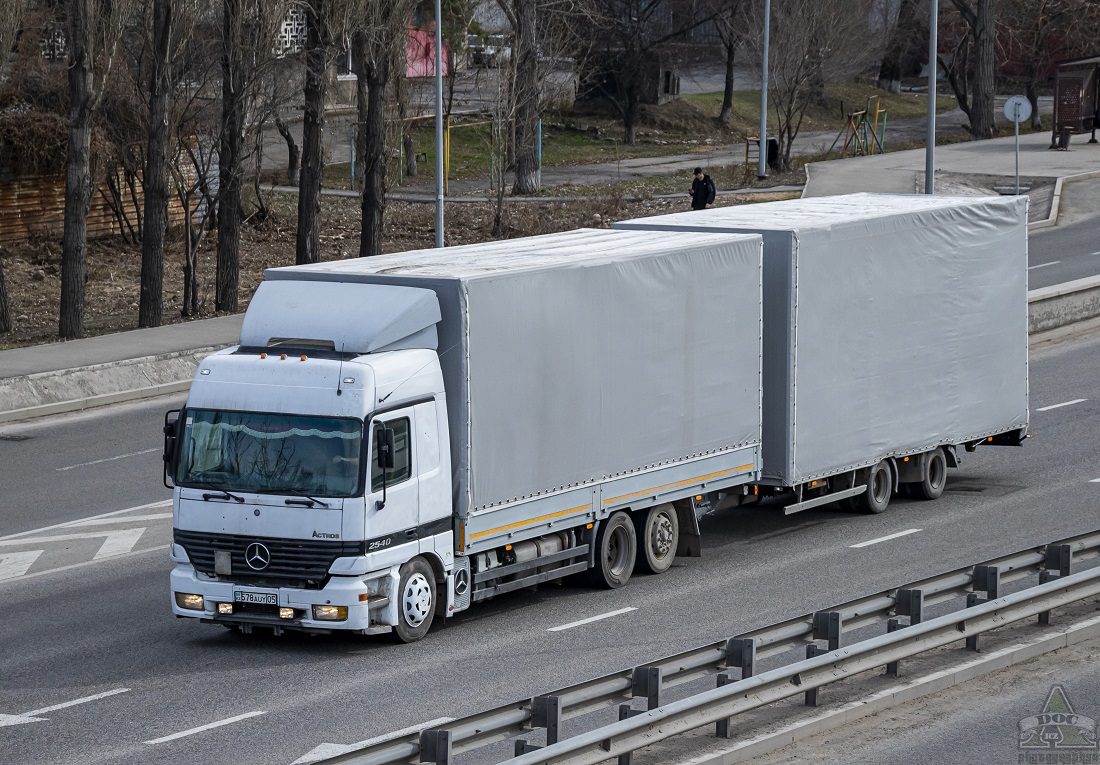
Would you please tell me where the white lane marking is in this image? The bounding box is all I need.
[1091,478,1100,483]
[0,688,129,727]
[93,528,146,559]
[850,528,923,549]
[1036,398,1087,412]
[67,513,172,527]
[1027,261,1061,270]
[25,688,130,716]
[548,607,637,632]
[292,718,454,764]
[55,447,160,471]
[0,550,44,581]
[145,711,266,745]
[0,544,168,587]
[0,499,171,541]
[0,529,148,548]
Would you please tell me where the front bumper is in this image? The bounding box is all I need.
[170,563,386,634]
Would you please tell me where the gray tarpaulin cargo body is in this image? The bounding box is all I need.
[615,193,1029,486]
[264,228,764,552]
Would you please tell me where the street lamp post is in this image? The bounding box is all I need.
[757,0,771,179]
[925,0,938,194]
[435,0,445,247]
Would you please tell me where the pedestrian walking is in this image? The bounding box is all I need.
[689,167,716,210]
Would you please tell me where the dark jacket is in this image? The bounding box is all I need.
[690,175,716,210]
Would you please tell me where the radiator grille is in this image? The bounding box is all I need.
[175,530,364,588]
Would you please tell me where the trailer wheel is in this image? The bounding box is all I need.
[912,448,948,501]
[392,557,436,643]
[635,504,679,575]
[587,512,636,589]
[857,461,893,514]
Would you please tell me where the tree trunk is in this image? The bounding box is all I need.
[0,255,10,333]
[718,38,735,126]
[511,0,540,195]
[275,117,300,185]
[1025,62,1042,131]
[969,0,996,139]
[140,0,173,329]
[356,32,388,259]
[877,0,918,94]
[623,90,639,145]
[216,0,244,312]
[296,0,327,266]
[60,0,96,340]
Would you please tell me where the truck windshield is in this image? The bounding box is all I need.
[175,410,362,498]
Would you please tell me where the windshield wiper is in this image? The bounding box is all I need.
[283,489,330,508]
[188,482,246,503]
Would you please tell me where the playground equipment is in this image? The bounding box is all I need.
[828,96,888,158]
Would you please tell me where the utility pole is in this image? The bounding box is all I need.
[757,0,771,179]
[435,0,445,246]
[925,0,938,194]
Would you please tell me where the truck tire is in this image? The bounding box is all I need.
[587,512,636,589]
[912,448,947,501]
[635,504,679,574]
[393,557,436,643]
[857,460,893,514]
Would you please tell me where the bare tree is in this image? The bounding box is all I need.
[877,0,924,94]
[295,0,330,265]
[715,0,746,127]
[60,0,131,339]
[353,0,416,259]
[496,0,541,193]
[940,0,996,139]
[745,0,881,170]
[0,0,25,334]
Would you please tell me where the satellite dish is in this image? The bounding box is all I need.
[1004,95,1032,124]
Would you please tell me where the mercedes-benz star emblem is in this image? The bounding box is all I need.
[245,542,271,571]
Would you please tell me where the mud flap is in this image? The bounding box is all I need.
[673,499,702,558]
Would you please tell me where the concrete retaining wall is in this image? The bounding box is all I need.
[1028,275,1100,334]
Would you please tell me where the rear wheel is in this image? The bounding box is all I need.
[911,448,948,501]
[392,557,436,643]
[635,504,679,574]
[587,512,637,589]
[856,461,893,514]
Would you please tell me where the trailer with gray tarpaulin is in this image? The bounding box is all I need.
[615,193,1030,514]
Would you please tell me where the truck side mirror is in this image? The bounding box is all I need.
[377,427,396,470]
[163,409,181,489]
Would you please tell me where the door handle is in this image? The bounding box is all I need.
[405,529,417,538]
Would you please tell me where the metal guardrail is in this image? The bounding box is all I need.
[322,529,1100,765]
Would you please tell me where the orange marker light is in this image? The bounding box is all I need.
[280,354,287,360]
[300,355,307,361]
[260,353,267,359]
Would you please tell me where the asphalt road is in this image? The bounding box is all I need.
[1,322,1099,765]
[1030,177,1100,290]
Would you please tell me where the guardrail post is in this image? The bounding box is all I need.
[896,588,924,624]
[725,637,756,678]
[632,667,662,710]
[974,565,1001,599]
[616,705,638,765]
[419,729,452,765]
[813,611,843,651]
[715,673,734,738]
[1038,571,1056,626]
[804,644,821,706]
[1046,544,1073,577]
[885,618,901,676]
[965,592,982,651]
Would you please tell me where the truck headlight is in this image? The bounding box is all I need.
[312,605,348,621]
[175,593,204,610]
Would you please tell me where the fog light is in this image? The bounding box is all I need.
[279,607,295,620]
[218,602,234,615]
[175,592,204,610]
[312,605,348,621]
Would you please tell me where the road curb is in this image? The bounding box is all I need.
[1030,168,1100,231]
[676,613,1100,765]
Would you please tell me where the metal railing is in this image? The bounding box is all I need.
[321,528,1100,765]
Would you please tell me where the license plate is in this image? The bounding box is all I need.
[234,590,277,605]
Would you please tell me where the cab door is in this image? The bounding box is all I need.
[365,409,419,555]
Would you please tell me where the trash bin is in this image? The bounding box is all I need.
[766,137,780,169]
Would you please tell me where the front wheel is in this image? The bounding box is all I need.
[856,460,893,514]
[392,557,436,643]
[586,512,637,589]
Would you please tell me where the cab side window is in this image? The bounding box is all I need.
[371,417,412,492]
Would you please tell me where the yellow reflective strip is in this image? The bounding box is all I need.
[603,463,756,506]
[470,504,590,540]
